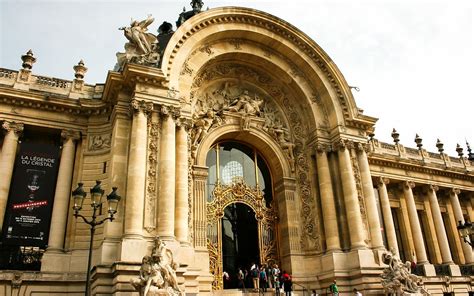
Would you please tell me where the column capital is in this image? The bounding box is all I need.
[315,143,331,154]
[61,130,80,141]
[2,121,24,135]
[376,176,390,188]
[176,117,193,130]
[333,139,354,151]
[130,99,153,115]
[402,180,415,190]
[355,142,369,153]
[159,105,180,120]
[450,188,461,195]
[428,184,439,192]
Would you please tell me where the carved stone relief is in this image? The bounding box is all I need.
[145,113,160,233]
[88,134,111,151]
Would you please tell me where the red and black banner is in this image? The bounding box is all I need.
[2,141,60,247]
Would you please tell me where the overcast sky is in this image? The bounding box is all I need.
[1,0,472,157]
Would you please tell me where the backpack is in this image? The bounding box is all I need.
[251,268,259,277]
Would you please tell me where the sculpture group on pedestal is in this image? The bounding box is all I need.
[131,237,183,296]
[380,250,428,295]
[117,15,161,69]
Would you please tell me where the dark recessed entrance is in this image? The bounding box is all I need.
[222,203,259,289]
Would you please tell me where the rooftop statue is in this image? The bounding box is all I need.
[131,237,183,296]
[380,250,429,295]
[116,15,160,69]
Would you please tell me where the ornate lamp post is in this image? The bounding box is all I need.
[457,220,473,247]
[72,181,121,296]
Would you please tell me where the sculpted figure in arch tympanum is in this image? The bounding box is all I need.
[190,82,295,170]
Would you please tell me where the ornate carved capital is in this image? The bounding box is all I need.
[61,130,80,142]
[130,99,153,115]
[376,177,390,188]
[159,105,180,120]
[402,180,415,190]
[315,143,330,154]
[176,117,193,131]
[2,121,24,135]
[450,188,461,196]
[428,184,439,192]
[355,142,369,153]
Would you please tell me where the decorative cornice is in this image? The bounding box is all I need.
[368,157,473,181]
[2,121,24,135]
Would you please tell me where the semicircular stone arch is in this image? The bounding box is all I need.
[163,7,374,134]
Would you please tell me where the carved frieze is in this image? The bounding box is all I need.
[88,134,111,151]
[145,113,160,233]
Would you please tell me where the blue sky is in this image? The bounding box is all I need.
[1,0,473,156]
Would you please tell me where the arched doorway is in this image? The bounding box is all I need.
[206,141,279,290]
[222,202,259,289]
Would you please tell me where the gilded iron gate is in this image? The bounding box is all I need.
[206,178,278,290]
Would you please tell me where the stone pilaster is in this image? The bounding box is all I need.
[315,144,340,251]
[175,119,191,245]
[192,166,208,249]
[335,140,366,249]
[449,188,473,263]
[356,143,384,249]
[426,185,453,264]
[376,177,399,255]
[402,181,428,264]
[47,130,80,251]
[0,121,24,231]
[157,105,179,239]
[124,99,152,237]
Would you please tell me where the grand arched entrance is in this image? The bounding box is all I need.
[206,141,279,290]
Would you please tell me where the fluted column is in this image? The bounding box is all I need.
[124,99,152,237]
[427,185,453,263]
[356,143,384,249]
[402,181,428,264]
[157,106,178,239]
[0,121,24,231]
[47,130,79,251]
[192,166,208,249]
[175,120,190,245]
[449,188,473,263]
[376,177,399,255]
[336,140,366,249]
[315,144,340,251]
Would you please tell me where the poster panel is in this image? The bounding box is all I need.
[2,141,60,247]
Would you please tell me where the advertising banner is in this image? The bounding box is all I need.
[2,141,60,247]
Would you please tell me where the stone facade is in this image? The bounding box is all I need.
[0,6,472,296]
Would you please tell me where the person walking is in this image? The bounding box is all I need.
[251,264,260,292]
[282,272,292,296]
[329,280,339,296]
[259,266,268,293]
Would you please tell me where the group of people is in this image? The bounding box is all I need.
[224,263,293,295]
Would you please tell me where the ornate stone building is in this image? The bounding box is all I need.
[0,3,472,296]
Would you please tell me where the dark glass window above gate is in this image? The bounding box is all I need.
[206,141,273,206]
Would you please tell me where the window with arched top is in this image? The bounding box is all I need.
[206,141,273,207]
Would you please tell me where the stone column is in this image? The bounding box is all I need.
[47,130,79,251]
[315,144,340,251]
[175,120,190,245]
[376,177,399,255]
[356,143,384,249]
[157,106,177,239]
[336,140,366,249]
[426,185,453,263]
[0,121,24,231]
[449,188,473,263]
[402,181,428,264]
[192,166,208,249]
[124,99,151,237]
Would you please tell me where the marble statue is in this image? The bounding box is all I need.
[380,250,428,295]
[131,237,183,296]
[116,15,160,69]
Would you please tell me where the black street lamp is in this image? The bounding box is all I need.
[72,181,121,296]
[457,220,473,247]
